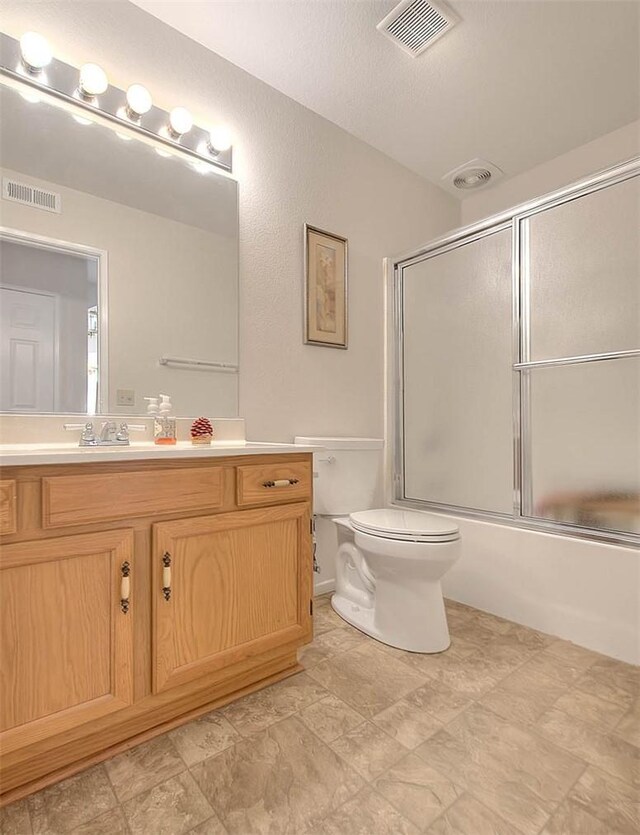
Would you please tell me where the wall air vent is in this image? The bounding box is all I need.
[2,177,61,213]
[377,0,459,57]
[441,158,504,194]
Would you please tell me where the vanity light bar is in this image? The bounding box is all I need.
[0,32,233,173]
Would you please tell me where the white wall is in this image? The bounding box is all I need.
[461,120,640,225]
[0,0,459,443]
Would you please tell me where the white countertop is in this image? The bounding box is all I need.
[0,440,319,467]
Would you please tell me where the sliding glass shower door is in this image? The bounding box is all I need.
[402,226,514,515]
[395,163,640,542]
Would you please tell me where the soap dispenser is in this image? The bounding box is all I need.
[153,394,177,445]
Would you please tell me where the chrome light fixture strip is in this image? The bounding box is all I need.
[0,32,232,173]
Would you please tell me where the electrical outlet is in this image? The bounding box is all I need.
[117,389,135,407]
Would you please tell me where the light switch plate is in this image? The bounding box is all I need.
[117,389,135,407]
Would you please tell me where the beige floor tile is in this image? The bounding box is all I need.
[122,771,213,835]
[568,765,640,835]
[516,646,596,686]
[314,604,349,635]
[577,667,635,709]
[0,797,32,835]
[545,639,603,668]
[306,642,427,718]
[480,665,568,726]
[553,687,629,732]
[28,765,117,834]
[469,610,513,636]
[448,621,499,651]
[499,621,556,650]
[70,807,128,835]
[374,752,463,828]
[426,792,523,835]
[220,671,328,736]
[540,799,624,835]
[535,706,640,788]
[614,699,640,747]
[415,730,551,835]
[299,694,365,743]
[329,721,407,782]
[446,704,585,807]
[402,677,474,724]
[169,711,240,766]
[587,657,640,696]
[188,815,228,834]
[372,695,443,748]
[314,594,332,608]
[425,653,510,697]
[191,715,363,834]
[299,626,366,668]
[312,786,419,835]
[104,734,185,803]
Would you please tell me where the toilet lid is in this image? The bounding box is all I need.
[349,509,460,542]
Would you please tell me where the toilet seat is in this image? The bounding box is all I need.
[349,508,460,543]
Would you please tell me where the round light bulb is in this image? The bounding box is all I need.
[169,106,193,136]
[20,32,52,71]
[125,84,152,117]
[208,125,232,154]
[79,63,108,97]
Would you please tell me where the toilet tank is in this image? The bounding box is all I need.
[294,436,384,515]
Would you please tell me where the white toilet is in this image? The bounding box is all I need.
[295,436,461,653]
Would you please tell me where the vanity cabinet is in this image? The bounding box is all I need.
[0,453,313,805]
[0,530,135,754]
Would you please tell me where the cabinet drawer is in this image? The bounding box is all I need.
[0,480,17,535]
[236,460,311,507]
[43,467,223,528]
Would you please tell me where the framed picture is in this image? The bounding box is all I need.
[304,224,348,349]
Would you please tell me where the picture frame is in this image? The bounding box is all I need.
[304,224,348,349]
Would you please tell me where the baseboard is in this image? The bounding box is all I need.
[314,578,336,596]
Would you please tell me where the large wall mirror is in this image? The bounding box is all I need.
[0,81,239,417]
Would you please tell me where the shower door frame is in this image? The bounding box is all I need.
[388,155,640,547]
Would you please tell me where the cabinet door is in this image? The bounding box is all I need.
[0,530,134,756]
[153,504,312,693]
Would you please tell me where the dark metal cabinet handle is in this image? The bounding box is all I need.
[120,561,131,614]
[162,552,172,601]
[262,478,300,488]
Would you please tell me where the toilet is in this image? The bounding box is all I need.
[295,436,461,653]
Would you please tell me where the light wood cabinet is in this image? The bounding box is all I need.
[0,530,135,755]
[0,453,312,806]
[0,480,16,535]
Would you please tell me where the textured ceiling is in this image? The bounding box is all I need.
[130,0,640,193]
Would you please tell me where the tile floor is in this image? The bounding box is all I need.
[1,596,638,835]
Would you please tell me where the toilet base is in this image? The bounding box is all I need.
[331,593,451,654]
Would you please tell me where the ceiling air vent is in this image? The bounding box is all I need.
[441,159,504,194]
[2,177,61,213]
[377,0,459,57]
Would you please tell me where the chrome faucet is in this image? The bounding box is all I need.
[77,421,130,447]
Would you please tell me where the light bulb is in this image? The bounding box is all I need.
[155,147,172,158]
[20,32,52,72]
[208,125,232,154]
[169,106,193,137]
[192,160,213,174]
[79,63,108,97]
[125,84,152,118]
[73,114,92,126]
[19,89,41,104]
